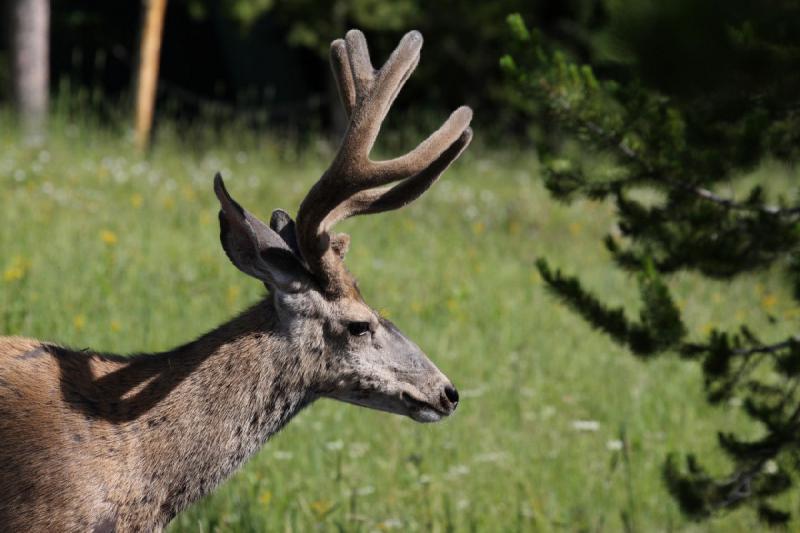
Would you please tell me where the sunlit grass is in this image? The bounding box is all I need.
[1,112,798,531]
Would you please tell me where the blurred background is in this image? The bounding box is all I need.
[2,0,608,142]
[3,0,800,531]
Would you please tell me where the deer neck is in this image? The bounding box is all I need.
[123,297,320,520]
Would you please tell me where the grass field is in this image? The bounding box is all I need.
[2,115,798,531]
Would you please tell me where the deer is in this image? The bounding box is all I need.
[0,30,472,532]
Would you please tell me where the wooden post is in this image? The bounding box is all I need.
[134,0,168,152]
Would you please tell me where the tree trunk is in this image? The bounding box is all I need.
[134,0,168,152]
[8,0,49,137]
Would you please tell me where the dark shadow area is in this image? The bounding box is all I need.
[45,335,229,423]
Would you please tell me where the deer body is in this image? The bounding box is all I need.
[0,29,472,531]
[0,302,315,531]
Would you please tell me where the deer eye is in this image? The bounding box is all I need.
[347,321,371,337]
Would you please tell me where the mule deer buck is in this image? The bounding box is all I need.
[0,30,472,531]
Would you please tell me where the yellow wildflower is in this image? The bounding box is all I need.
[227,285,240,307]
[100,230,118,246]
[3,256,29,283]
[3,267,25,283]
[761,294,778,310]
[181,185,197,201]
[309,499,333,518]
[110,320,122,333]
[130,193,143,209]
[258,490,272,506]
[74,314,86,331]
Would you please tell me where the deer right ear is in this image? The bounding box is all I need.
[214,174,310,293]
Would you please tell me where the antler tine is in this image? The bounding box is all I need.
[296,30,473,296]
[330,39,356,116]
[329,30,472,187]
[339,30,423,161]
[322,127,473,225]
[345,30,375,103]
[367,106,472,185]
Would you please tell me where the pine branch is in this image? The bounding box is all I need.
[691,187,800,217]
[717,401,800,511]
[733,335,800,357]
[594,121,800,217]
[561,111,800,219]
[536,258,684,357]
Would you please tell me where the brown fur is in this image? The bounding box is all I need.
[0,300,324,531]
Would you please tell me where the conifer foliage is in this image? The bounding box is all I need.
[503,7,800,525]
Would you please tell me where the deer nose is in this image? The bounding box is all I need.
[442,384,459,411]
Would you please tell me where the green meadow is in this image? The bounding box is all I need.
[2,115,797,531]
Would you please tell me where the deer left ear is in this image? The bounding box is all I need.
[214,174,310,293]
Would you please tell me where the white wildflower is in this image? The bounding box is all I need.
[572,420,600,432]
[356,485,374,496]
[273,450,293,461]
[445,465,470,479]
[325,440,344,451]
[379,518,403,529]
[474,451,509,464]
[348,442,369,459]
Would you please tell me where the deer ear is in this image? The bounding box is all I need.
[269,209,302,258]
[214,174,310,293]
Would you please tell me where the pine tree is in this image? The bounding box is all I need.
[503,5,800,525]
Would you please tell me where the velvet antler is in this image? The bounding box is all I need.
[295,30,473,296]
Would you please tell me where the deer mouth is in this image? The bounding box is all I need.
[401,392,450,423]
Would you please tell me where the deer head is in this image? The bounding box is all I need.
[215,29,472,423]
